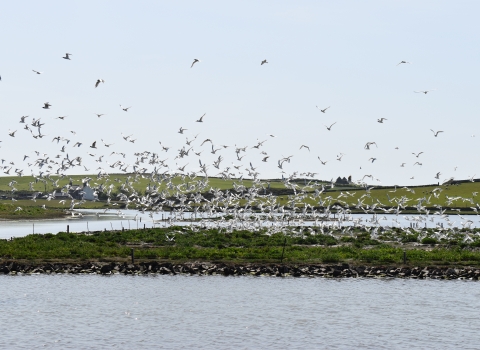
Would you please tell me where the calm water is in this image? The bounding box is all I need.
[0,275,479,349]
[0,209,478,239]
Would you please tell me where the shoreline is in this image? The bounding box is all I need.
[1,261,479,279]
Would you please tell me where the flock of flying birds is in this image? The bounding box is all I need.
[1,54,479,238]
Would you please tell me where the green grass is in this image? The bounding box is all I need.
[1,174,480,215]
[2,227,480,266]
[0,174,289,193]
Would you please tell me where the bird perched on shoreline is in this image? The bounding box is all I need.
[191,59,200,68]
[95,79,105,88]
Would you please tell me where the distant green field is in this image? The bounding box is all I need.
[1,174,479,213]
[0,174,287,193]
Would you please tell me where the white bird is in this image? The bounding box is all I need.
[318,157,328,165]
[414,89,436,94]
[178,127,187,134]
[191,59,200,68]
[120,105,131,112]
[63,53,72,60]
[261,59,268,65]
[95,79,105,88]
[316,106,330,113]
[95,113,105,118]
[377,118,387,123]
[42,102,52,109]
[8,130,17,137]
[324,122,337,131]
[430,129,444,137]
[299,145,310,152]
[90,141,97,149]
[396,61,411,66]
[32,70,42,74]
[196,113,205,122]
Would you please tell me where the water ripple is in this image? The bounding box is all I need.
[0,276,478,349]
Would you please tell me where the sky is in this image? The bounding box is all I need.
[0,1,479,186]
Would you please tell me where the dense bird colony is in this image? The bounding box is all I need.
[1,54,479,244]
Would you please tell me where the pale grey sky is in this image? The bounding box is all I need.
[1,1,479,185]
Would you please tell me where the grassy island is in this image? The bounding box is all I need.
[2,226,480,267]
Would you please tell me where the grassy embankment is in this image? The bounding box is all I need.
[2,227,480,266]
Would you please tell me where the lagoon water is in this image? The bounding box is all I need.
[1,209,479,239]
[0,275,479,349]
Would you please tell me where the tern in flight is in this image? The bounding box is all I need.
[63,53,72,60]
[412,152,424,158]
[318,157,328,165]
[32,70,42,74]
[42,102,51,109]
[178,127,187,134]
[95,79,105,88]
[95,113,105,118]
[430,129,444,137]
[191,59,200,68]
[299,145,310,152]
[324,122,337,131]
[377,118,387,123]
[261,59,268,65]
[316,106,330,113]
[120,105,131,112]
[396,61,411,66]
[90,141,97,149]
[414,89,436,94]
[196,113,205,122]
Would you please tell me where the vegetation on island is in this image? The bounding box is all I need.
[2,226,480,266]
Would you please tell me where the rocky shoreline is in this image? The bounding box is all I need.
[1,261,479,279]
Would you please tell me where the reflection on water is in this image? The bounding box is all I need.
[0,275,478,349]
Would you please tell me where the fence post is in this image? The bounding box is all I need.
[67,225,70,233]
[280,238,287,263]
